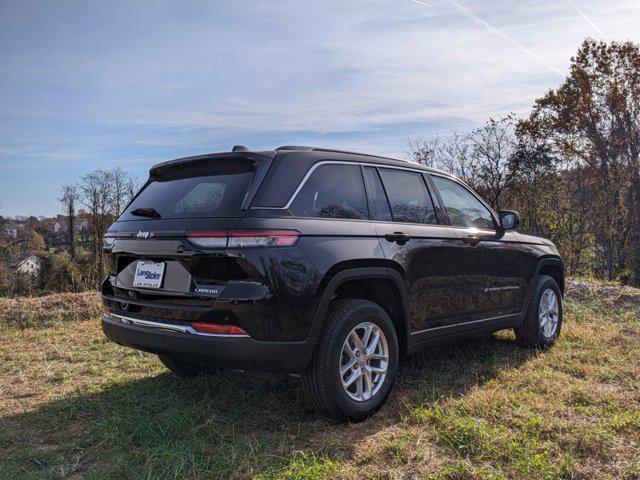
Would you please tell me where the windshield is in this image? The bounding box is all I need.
[120,162,254,220]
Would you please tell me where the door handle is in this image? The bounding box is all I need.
[384,232,411,245]
[461,236,481,246]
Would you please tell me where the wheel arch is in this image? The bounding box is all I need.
[308,267,410,358]
[535,257,565,295]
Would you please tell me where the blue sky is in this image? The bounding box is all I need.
[1,0,639,217]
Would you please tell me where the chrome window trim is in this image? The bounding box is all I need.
[104,312,250,338]
[251,160,434,210]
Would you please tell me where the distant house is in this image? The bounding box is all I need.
[53,220,66,233]
[2,222,18,238]
[53,218,89,234]
[13,255,43,276]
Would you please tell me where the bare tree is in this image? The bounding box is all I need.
[108,167,140,217]
[59,184,78,259]
[78,170,113,285]
[407,117,516,210]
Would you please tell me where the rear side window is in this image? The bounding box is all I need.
[290,164,367,219]
[120,162,254,220]
[379,169,438,224]
[431,175,495,229]
[363,167,392,221]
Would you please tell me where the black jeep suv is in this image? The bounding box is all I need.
[101,146,564,420]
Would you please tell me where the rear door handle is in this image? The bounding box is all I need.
[384,232,411,245]
[461,236,481,246]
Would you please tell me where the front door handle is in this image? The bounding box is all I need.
[461,236,481,246]
[384,232,411,245]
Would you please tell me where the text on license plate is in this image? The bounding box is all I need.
[133,261,165,288]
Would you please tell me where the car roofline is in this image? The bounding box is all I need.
[148,146,453,178]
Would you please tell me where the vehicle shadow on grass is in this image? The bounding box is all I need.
[0,334,539,479]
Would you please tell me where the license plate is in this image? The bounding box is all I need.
[133,261,166,289]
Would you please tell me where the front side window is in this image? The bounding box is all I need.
[378,168,438,224]
[431,176,495,229]
[290,164,368,219]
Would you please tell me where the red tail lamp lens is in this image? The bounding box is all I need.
[191,323,248,335]
[104,308,111,317]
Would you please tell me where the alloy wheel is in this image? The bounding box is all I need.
[339,322,389,402]
[539,288,559,337]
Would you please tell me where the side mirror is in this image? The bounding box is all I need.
[499,210,520,231]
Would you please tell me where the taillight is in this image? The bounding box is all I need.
[184,231,227,248]
[228,231,299,248]
[185,230,299,248]
[191,322,248,335]
[103,232,116,248]
[104,307,111,317]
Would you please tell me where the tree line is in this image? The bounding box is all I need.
[407,39,640,286]
[59,167,140,287]
[0,167,140,295]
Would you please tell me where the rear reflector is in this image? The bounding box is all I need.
[191,322,248,335]
[185,230,299,248]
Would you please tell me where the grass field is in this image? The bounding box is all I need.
[0,280,639,479]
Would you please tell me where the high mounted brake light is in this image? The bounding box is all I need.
[185,230,299,248]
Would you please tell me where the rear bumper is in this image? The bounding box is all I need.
[101,314,316,373]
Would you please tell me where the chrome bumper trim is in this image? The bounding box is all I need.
[103,313,250,338]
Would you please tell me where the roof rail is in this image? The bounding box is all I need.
[275,145,407,163]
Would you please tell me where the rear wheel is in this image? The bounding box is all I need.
[515,275,563,348]
[158,355,218,378]
[301,299,399,421]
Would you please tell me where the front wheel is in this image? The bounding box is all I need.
[515,275,563,348]
[301,299,399,421]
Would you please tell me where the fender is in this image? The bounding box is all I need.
[307,266,410,346]
[517,256,565,324]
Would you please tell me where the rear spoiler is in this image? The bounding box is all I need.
[149,151,277,178]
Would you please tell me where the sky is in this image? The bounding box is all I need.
[1,0,639,217]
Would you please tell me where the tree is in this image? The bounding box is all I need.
[525,39,640,283]
[59,184,78,259]
[407,116,517,211]
[78,169,113,286]
[108,167,140,217]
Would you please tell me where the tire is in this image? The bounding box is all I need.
[301,299,399,421]
[158,355,217,378]
[515,275,563,348]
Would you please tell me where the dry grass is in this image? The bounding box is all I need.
[0,280,638,479]
[0,292,101,329]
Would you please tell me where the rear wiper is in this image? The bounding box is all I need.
[130,207,161,218]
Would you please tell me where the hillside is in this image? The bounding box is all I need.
[0,281,638,479]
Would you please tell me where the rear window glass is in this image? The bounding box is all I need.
[379,168,438,224]
[120,163,254,220]
[290,164,368,219]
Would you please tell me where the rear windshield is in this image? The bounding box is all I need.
[120,161,254,220]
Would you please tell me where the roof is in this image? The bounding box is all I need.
[149,145,448,175]
[144,146,454,208]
